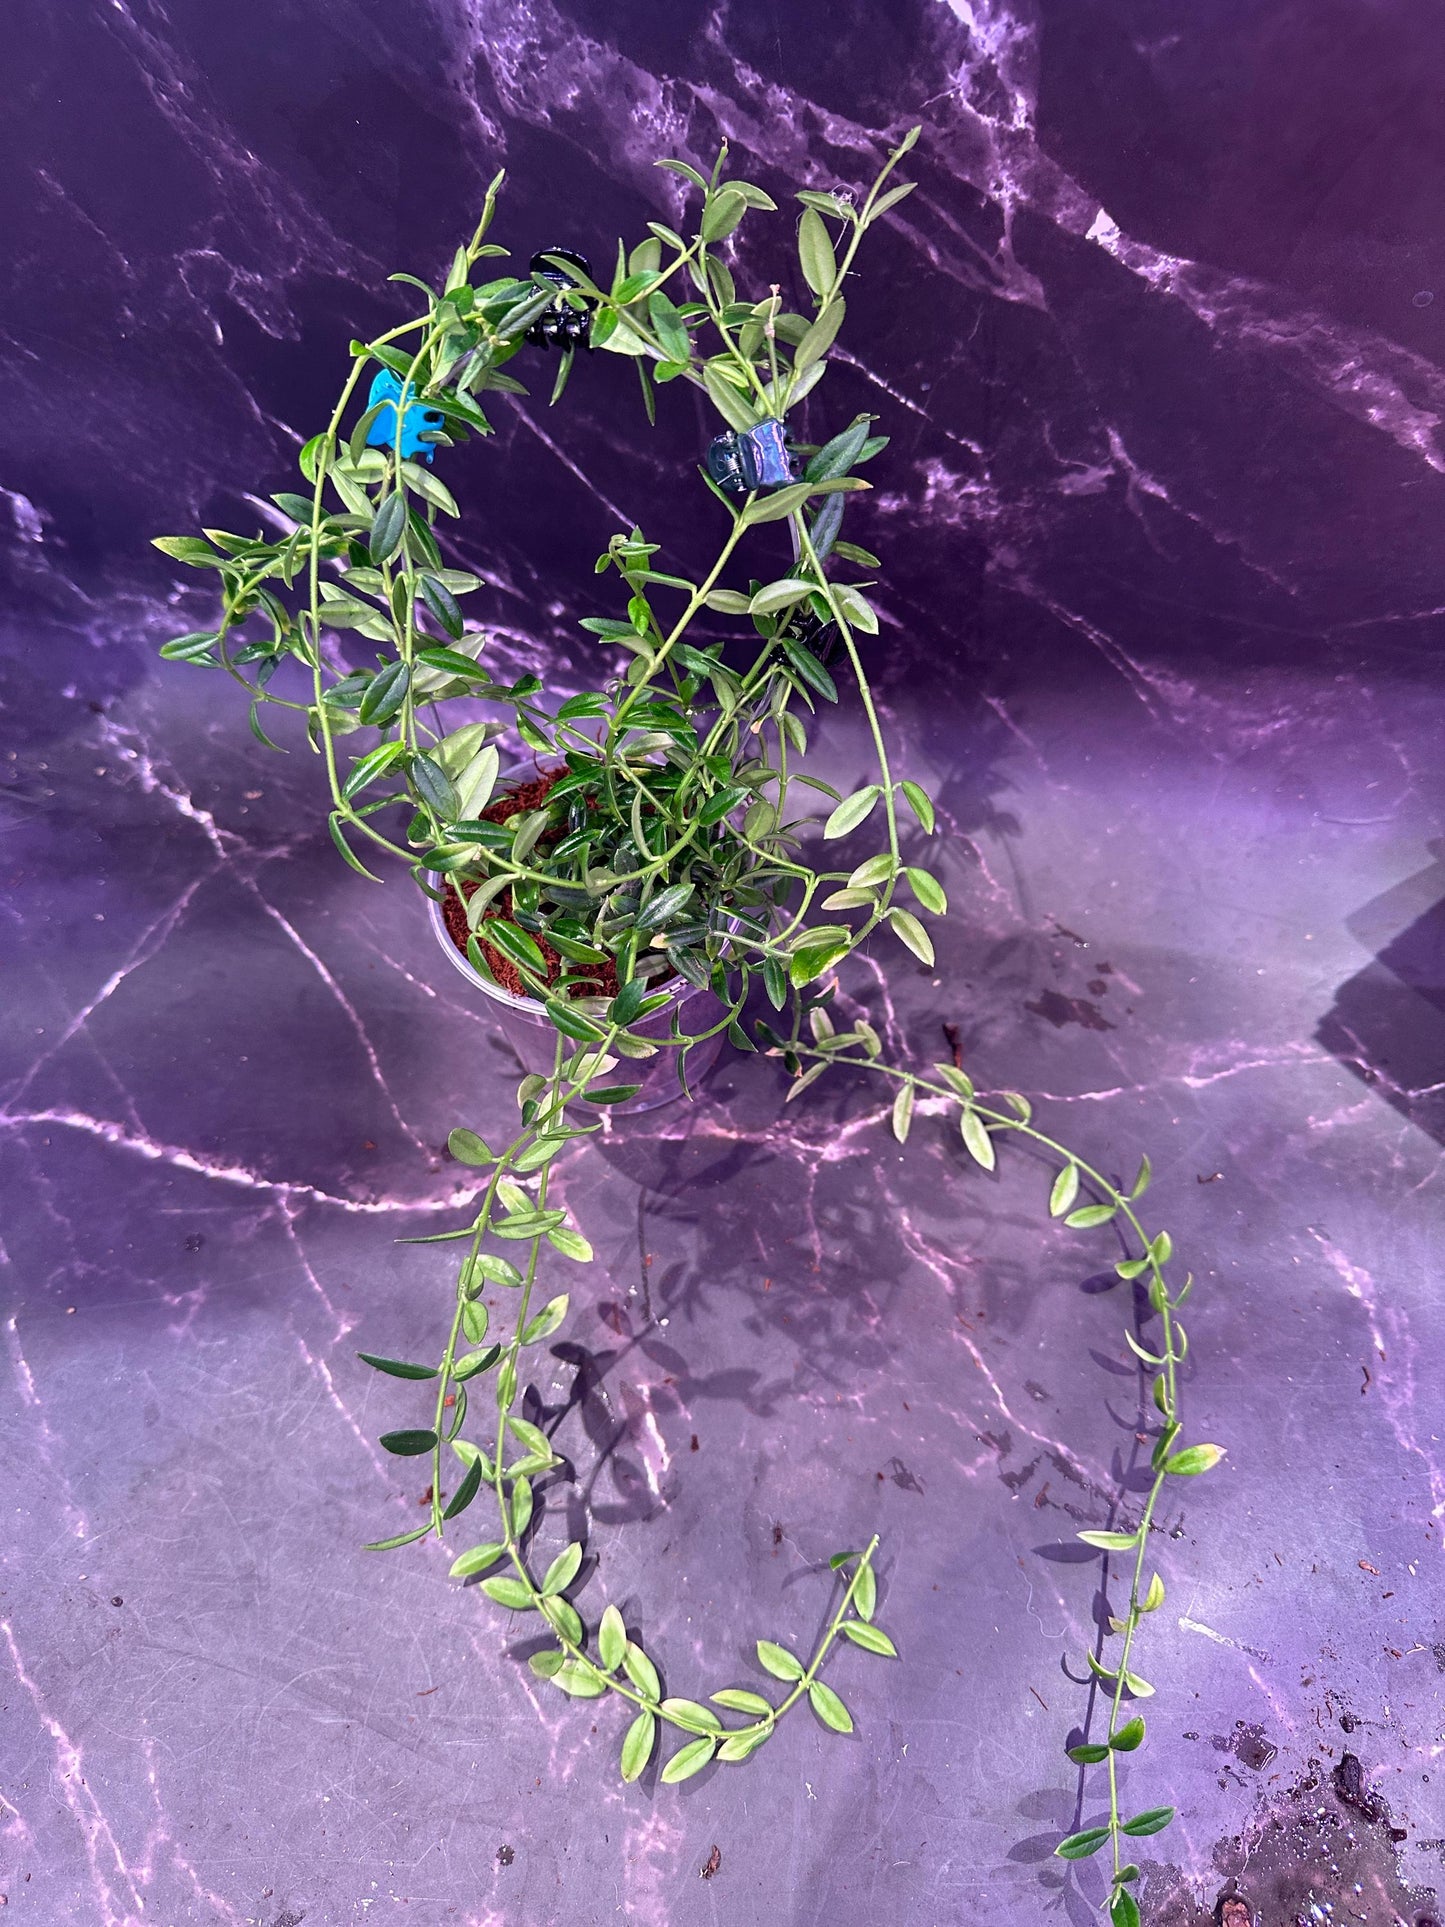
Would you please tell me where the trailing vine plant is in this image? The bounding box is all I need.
[152,128,1220,1913]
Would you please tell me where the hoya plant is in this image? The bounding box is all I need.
[153,130,1217,1915]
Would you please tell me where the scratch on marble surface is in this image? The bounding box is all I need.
[8,874,212,1105]
[244,878,433,1157]
[6,1311,90,1540]
[3,1619,144,1927]
[1307,1228,1445,1533]
[0,1107,478,1214]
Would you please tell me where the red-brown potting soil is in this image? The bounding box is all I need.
[439,767,623,1000]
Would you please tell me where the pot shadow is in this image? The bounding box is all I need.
[1316,841,1445,1147]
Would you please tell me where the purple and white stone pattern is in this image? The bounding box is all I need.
[4,3,1444,1922]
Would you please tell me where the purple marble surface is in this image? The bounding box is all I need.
[4,4,1445,1923]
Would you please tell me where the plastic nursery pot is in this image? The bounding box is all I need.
[425,884,726,1118]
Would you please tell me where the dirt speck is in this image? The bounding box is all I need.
[1025,987,1114,1032]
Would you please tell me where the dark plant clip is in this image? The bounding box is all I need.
[704,418,801,495]
[526,249,594,350]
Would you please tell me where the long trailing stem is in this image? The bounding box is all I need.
[784,1028,1210,1913]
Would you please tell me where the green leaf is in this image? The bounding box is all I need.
[358,659,410,727]
[544,999,606,1043]
[1111,1716,1146,1752]
[891,1082,914,1144]
[824,785,881,839]
[1067,1742,1110,1764]
[853,1559,877,1621]
[793,297,846,372]
[620,1708,656,1782]
[480,1574,536,1611]
[841,1621,897,1657]
[623,1641,661,1701]
[540,1595,584,1643]
[1130,1154,1152,1198]
[609,975,654,1026]
[411,752,459,821]
[703,362,759,432]
[342,739,408,802]
[471,1253,523,1289]
[1065,1203,1117,1229]
[418,573,465,639]
[541,1541,583,1597]
[1049,1164,1080,1219]
[1076,1529,1139,1552]
[660,1736,715,1784]
[159,631,221,662]
[701,186,746,242]
[378,1428,437,1456]
[960,1110,996,1172]
[788,926,852,987]
[1055,1827,1110,1861]
[803,415,871,486]
[447,1126,494,1166]
[1120,1807,1175,1838]
[798,207,837,297]
[866,180,918,224]
[887,907,934,967]
[442,1454,485,1519]
[899,781,936,837]
[1139,1572,1166,1615]
[510,1475,533,1538]
[749,577,815,615]
[740,481,811,526]
[782,634,839,701]
[850,853,895,888]
[808,1681,853,1733]
[756,1640,804,1681]
[717,1726,772,1763]
[905,866,947,915]
[711,1688,774,1716]
[369,493,407,564]
[1165,1443,1226,1477]
[452,1344,499,1382]
[452,1541,508,1572]
[521,1294,569,1345]
[597,1604,627,1672]
[552,1660,607,1699]
[363,1522,432,1552]
[1110,1887,1142,1927]
[647,288,691,362]
[660,1697,722,1734]
[485,920,547,977]
[404,463,460,517]
[357,1353,438,1381]
[634,881,695,933]
[834,584,879,634]
[152,535,220,567]
[508,1415,552,1460]
[547,1225,594,1263]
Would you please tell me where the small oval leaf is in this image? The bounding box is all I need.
[620,1708,656,1782]
[807,1680,853,1733]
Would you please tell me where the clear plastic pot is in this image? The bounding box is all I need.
[425,884,727,1115]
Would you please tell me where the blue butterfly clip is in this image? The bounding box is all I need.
[363,368,445,463]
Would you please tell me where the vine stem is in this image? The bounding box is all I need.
[786,1039,1187,1890]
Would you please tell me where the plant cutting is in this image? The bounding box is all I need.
[152,128,1219,1904]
